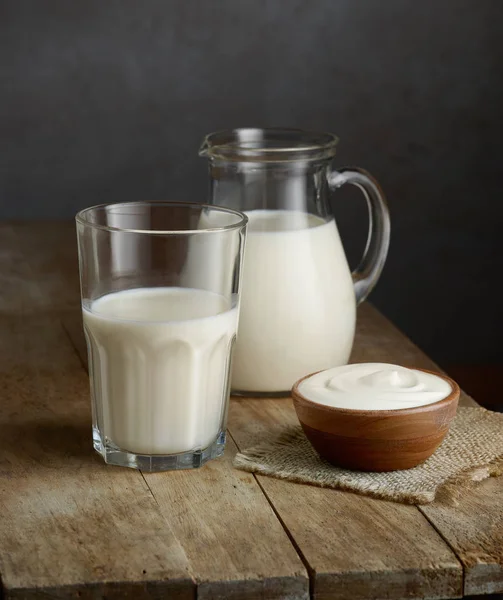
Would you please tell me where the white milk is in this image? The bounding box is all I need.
[83,287,237,455]
[232,210,356,393]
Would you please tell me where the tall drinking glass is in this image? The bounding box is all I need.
[76,202,247,471]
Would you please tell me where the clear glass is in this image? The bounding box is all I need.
[76,202,247,471]
[200,128,390,396]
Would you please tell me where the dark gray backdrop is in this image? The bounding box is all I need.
[1,0,502,365]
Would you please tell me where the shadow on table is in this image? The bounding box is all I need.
[0,419,101,473]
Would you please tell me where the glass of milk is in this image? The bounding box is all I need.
[76,202,247,471]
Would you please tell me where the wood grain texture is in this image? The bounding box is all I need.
[61,300,462,600]
[0,223,309,599]
[143,443,308,600]
[4,223,503,598]
[63,313,309,600]
[228,397,462,600]
[38,227,462,600]
[354,304,503,596]
[422,476,503,597]
[0,222,80,314]
[0,314,194,599]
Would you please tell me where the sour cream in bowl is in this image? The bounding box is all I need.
[292,363,460,471]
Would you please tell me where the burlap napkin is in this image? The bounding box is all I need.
[234,407,503,504]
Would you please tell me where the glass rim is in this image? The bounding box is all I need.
[75,201,248,235]
[199,127,339,162]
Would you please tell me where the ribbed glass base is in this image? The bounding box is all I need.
[93,427,226,472]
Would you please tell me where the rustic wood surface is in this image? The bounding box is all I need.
[0,314,194,600]
[228,397,462,600]
[0,224,308,599]
[0,222,501,599]
[354,307,503,597]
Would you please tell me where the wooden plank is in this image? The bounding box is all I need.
[64,300,487,600]
[63,311,309,600]
[228,397,462,600]
[423,478,503,597]
[3,223,309,599]
[0,314,195,599]
[143,444,308,600]
[355,305,503,596]
[30,223,459,600]
[12,223,503,598]
[0,222,80,314]
[0,224,45,313]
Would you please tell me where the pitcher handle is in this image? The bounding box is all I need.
[329,167,390,305]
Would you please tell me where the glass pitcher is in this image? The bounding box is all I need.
[199,128,390,396]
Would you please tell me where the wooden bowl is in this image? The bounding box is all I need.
[292,368,460,472]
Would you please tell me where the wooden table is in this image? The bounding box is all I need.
[0,222,502,600]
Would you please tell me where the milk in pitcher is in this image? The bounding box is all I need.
[232,210,356,393]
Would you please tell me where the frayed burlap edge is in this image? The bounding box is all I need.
[233,417,503,505]
[434,455,503,505]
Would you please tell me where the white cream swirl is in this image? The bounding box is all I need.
[298,363,451,410]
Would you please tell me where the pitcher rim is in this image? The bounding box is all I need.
[199,127,339,162]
